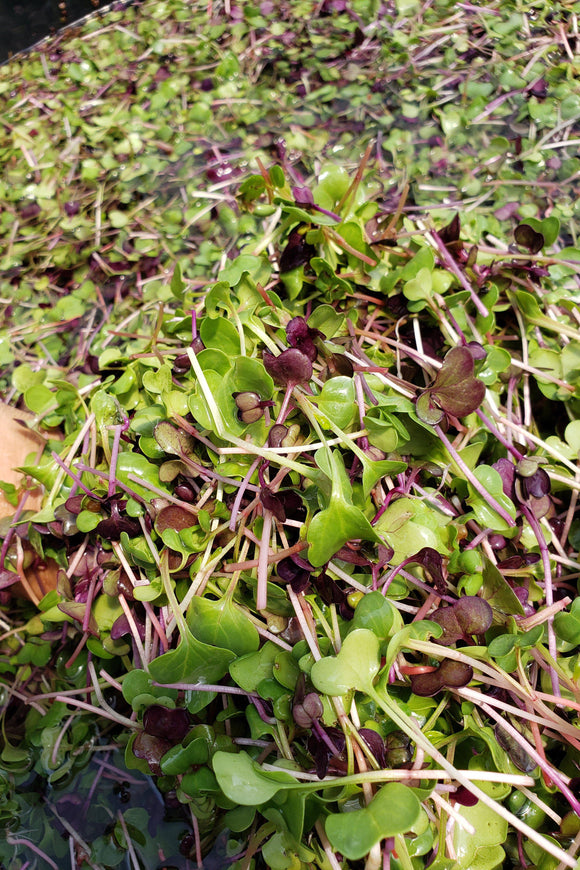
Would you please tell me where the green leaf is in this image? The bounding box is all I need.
[314,376,356,429]
[307,449,382,566]
[554,598,580,645]
[212,750,296,805]
[115,452,169,500]
[230,641,279,692]
[453,799,507,870]
[147,625,234,685]
[325,783,422,860]
[310,629,380,696]
[404,266,433,302]
[374,496,451,562]
[153,420,196,457]
[231,355,275,398]
[347,591,398,643]
[24,384,55,415]
[186,595,260,656]
[465,466,517,534]
[480,557,524,616]
[160,737,208,775]
[199,316,241,355]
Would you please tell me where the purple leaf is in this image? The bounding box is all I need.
[465,341,487,361]
[268,424,289,448]
[359,728,386,767]
[410,659,473,696]
[431,596,493,645]
[260,486,287,522]
[314,572,354,619]
[493,458,516,500]
[279,229,315,273]
[453,786,478,806]
[111,609,146,641]
[143,705,190,743]
[96,501,140,539]
[292,186,315,206]
[400,547,447,593]
[276,556,312,593]
[428,346,486,418]
[262,347,312,387]
[132,731,173,776]
[495,722,537,772]
[522,468,551,499]
[293,692,324,728]
[286,316,325,362]
[514,223,544,254]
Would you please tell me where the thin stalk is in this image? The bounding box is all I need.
[520,503,560,697]
[366,684,576,867]
[256,509,273,611]
[434,424,516,527]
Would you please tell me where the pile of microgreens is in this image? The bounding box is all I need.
[1,146,580,870]
[1,0,580,868]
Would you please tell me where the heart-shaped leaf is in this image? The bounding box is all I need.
[147,625,234,685]
[307,449,383,566]
[307,500,380,568]
[186,595,259,656]
[514,223,544,254]
[325,783,422,860]
[429,346,486,418]
[310,629,380,696]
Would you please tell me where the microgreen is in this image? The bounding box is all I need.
[2,0,580,868]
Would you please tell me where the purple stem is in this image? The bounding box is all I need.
[519,503,560,698]
[107,418,129,498]
[5,839,58,870]
[252,697,276,725]
[430,229,490,318]
[74,463,144,504]
[229,456,260,531]
[383,837,395,870]
[313,204,342,222]
[82,576,97,633]
[355,374,370,451]
[311,719,341,756]
[276,382,295,425]
[51,452,104,500]
[0,493,32,571]
[382,567,455,603]
[434,424,516,528]
[481,700,580,814]
[475,409,524,461]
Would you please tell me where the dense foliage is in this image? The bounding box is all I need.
[1,1,580,869]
